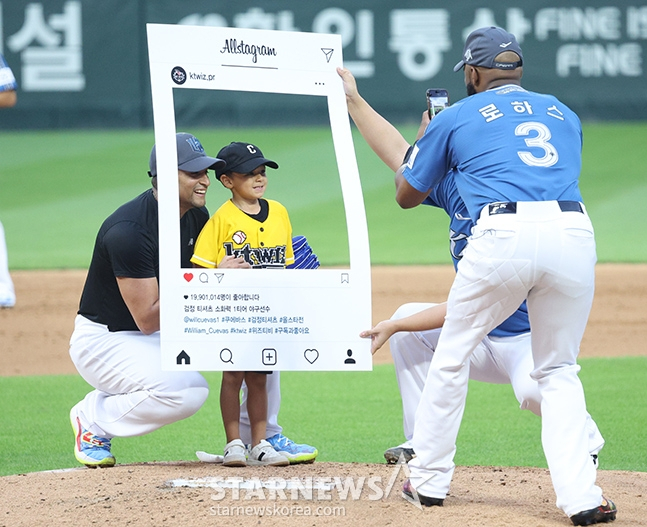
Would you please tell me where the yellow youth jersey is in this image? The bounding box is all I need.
[191,199,294,269]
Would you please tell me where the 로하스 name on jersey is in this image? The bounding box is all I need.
[220,39,277,64]
[223,242,287,268]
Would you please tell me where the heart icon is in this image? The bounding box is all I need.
[183,295,188,299]
[304,349,319,364]
[183,273,193,282]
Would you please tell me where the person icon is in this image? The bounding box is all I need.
[344,349,356,364]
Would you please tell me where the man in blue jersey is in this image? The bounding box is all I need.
[339,26,615,526]
[338,65,605,467]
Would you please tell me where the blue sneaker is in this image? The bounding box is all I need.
[70,407,116,468]
[266,433,318,464]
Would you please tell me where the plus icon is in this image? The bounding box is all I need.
[262,348,277,366]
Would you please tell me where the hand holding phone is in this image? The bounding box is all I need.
[426,89,449,119]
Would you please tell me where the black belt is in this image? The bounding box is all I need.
[488,201,583,216]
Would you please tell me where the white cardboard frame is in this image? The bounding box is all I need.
[147,24,371,371]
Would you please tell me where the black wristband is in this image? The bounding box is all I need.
[402,143,415,165]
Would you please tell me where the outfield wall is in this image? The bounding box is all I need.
[1,0,646,129]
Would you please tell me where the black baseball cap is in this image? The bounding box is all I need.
[148,132,225,177]
[215,142,278,180]
[453,26,523,72]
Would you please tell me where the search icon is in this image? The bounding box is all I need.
[220,348,234,364]
[199,272,209,283]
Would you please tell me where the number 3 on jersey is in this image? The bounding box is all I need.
[515,122,558,167]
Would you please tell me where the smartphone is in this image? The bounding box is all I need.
[426,89,449,118]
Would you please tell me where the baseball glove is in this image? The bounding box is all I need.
[287,235,320,269]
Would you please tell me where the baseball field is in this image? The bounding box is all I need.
[1,125,646,526]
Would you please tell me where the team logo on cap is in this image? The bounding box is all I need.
[171,66,187,85]
[464,49,472,62]
[186,136,205,153]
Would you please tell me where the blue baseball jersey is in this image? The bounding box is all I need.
[424,176,529,337]
[405,84,583,221]
[0,53,17,92]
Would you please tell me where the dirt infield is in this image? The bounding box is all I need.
[1,265,646,526]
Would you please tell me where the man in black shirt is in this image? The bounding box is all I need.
[70,132,319,468]
[69,133,224,467]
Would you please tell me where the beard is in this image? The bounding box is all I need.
[466,82,477,96]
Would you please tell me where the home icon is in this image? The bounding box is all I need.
[176,350,191,365]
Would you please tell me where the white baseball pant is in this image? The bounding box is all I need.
[69,315,209,437]
[409,201,600,517]
[390,303,604,454]
[0,220,16,306]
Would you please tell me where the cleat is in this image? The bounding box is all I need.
[223,439,247,467]
[70,407,115,468]
[248,439,289,466]
[384,442,416,464]
[402,478,444,507]
[266,433,318,464]
[570,497,617,525]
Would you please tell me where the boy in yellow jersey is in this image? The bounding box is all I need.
[191,142,294,271]
[192,142,297,467]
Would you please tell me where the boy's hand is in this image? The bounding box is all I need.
[360,320,397,355]
[218,255,252,269]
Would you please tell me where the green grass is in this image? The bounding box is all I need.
[1,358,644,476]
[579,123,647,261]
[1,123,645,268]
[1,124,644,477]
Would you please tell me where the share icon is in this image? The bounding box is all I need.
[321,48,334,63]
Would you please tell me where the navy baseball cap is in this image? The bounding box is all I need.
[215,142,278,179]
[148,133,225,177]
[453,26,523,72]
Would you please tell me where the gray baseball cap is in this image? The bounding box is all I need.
[453,26,523,72]
[148,132,225,176]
